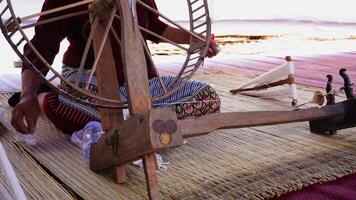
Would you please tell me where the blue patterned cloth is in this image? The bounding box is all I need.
[59,66,210,118]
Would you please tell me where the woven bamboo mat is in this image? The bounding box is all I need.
[0,72,355,200]
[0,124,75,199]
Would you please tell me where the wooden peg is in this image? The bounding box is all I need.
[339,68,355,99]
[326,75,335,105]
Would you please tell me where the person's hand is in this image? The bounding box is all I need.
[11,95,40,134]
[206,40,220,58]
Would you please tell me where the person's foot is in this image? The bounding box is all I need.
[8,84,51,107]
[8,92,21,107]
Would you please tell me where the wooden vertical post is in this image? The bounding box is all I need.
[117,0,161,199]
[90,14,127,183]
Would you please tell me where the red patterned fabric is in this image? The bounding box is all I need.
[275,173,356,200]
[43,91,97,134]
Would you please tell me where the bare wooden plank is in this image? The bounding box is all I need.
[180,103,346,138]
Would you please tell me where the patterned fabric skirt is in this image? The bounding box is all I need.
[43,67,220,133]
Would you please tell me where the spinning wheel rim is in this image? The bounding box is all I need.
[0,0,211,108]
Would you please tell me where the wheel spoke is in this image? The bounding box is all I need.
[140,34,167,94]
[20,0,93,21]
[115,12,189,51]
[137,0,205,43]
[139,27,188,52]
[48,74,58,83]
[75,17,99,86]
[20,10,90,31]
[110,26,121,46]
[86,7,117,90]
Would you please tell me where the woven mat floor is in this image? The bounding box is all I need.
[0,72,355,200]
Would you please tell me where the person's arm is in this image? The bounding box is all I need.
[12,0,66,134]
[11,70,42,134]
[161,26,220,58]
[145,0,219,58]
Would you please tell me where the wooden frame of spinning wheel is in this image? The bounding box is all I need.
[0,0,212,198]
[2,0,356,199]
[88,1,212,198]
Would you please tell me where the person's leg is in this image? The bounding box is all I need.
[148,76,221,119]
[39,74,221,133]
[8,83,51,107]
[40,91,99,134]
[174,86,221,119]
[38,67,101,134]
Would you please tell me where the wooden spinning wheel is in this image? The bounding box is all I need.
[2,1,356,199]
[0,0,211,108]
[1,0,213,198]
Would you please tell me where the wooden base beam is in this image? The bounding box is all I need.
[179,102,347,138]
[90,108,183,171]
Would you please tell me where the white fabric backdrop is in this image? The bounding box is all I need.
[6,0,356,23]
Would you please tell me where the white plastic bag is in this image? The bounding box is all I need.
[71,121,103,162]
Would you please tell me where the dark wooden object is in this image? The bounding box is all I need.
[310,69,355,135]
[326,75,335,105]
[309,99,356,135]
[339,68,355,99]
